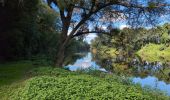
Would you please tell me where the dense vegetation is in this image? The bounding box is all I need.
[0,61,169,100]
[0,0,89,64]
[92,24,170,64]
[137,43,170,62]
[45,0,170,67]
[91,24,170,82]
[1,0,170,99]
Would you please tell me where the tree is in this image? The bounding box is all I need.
[0,0,60,61]
[47,0,170,67]
[0,0,40,60]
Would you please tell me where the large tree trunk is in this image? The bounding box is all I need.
[55,43,66,67]
[54,31,70,67]
[54,7,74,67]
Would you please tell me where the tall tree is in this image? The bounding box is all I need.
[47,0,170,67]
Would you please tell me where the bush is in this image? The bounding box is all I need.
[11,67,169,100]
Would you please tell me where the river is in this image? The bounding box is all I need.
[65,52,170,96]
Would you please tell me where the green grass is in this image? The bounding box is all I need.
[0,61,34,86]
[0,61,39,99]
[137,43,170,62]
[0,61,169,100]
[0,60,50,99]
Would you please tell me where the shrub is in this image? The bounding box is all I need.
[12,67,169,100]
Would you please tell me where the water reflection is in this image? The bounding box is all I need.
[133,76,170,95]
[66,52,170,96]
[66,53,107,72]
[131,59,165,73]
[132,61,165,74]
[94,54,170,80]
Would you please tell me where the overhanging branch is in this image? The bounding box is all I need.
[72,31,112,38]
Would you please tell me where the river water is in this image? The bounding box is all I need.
[66,52,170,96]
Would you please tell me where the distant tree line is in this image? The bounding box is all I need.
[91,24,170,63]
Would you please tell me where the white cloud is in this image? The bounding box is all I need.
[119,24,129,29]
[101,26,107,30]
[85,34,97,44]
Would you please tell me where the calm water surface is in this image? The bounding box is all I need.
[66,52,170,95]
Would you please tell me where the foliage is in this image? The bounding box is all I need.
[9,67,170,100]
[0,62,169,100]
[91,28,140,65]
[0,0,90,66]
[137,43,170,62]
[0,0,59,60]
[13,76,148,100]
[47,0,170,66]
[92,23,170,64]
[91,33,117,62]
[91,25,170,83]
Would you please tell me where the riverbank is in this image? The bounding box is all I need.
[93,43,170,63]
[137,43,170,62]
[0,61,169,100]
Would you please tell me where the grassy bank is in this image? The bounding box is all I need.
[0,61,169,100]
[0,61,35,86]
[137,43,170,62]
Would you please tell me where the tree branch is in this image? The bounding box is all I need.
[72,31,112,38]
[68,2,115,39]
[116,1,168,9]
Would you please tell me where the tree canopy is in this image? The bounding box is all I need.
[46,0,170,66]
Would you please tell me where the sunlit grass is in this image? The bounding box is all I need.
[0,61,35,99]
[137,43,170,62]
